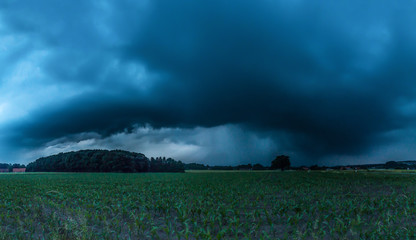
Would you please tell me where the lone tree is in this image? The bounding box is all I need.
[271,155,291,171]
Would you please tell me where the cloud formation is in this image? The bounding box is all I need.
[23,124,281,166]
[0,0,416,165]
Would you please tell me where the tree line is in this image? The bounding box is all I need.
[185,155,291,171]
[184,163,270,170]
[26,150,185,173]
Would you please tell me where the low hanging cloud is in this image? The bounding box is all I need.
[23,124,281,166]
[0,0,416,165]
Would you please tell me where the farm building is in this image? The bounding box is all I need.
[13,168,26,173]
[0,168,8,173]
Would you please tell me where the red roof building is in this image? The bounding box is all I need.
[13,168,26,173]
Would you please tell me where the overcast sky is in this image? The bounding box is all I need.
[1,0,416,166]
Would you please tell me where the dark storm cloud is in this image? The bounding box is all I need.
[1,0,416,164]
[121,0,416,156]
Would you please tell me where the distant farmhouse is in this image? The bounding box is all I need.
[0,163,26,173]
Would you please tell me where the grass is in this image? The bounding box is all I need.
[1,170,416,239]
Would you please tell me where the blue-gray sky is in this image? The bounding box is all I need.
[1,0,416,166]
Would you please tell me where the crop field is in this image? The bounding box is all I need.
[1,171,416,239]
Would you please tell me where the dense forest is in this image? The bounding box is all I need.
[26,150,185,173]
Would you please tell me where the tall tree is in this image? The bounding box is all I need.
[271,155,291,171]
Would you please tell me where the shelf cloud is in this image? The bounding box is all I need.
[0,0,416,165]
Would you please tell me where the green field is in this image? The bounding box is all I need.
[1,171,416,239]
